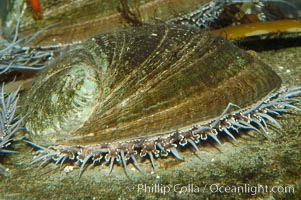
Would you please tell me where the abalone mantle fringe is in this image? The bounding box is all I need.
[28,87,301,175]
[22,25,301,176]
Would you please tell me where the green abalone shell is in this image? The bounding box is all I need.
[22,24,281,147]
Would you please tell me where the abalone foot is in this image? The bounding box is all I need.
[26,86,301,176]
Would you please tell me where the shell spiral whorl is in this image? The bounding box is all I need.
[24,48,101,145]
[22,24,299,175]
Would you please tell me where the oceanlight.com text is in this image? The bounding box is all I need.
[136,183,295,196]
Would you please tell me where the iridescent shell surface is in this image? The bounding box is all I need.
[23,24,282,148]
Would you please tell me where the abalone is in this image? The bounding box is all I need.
[22,24,300,175]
